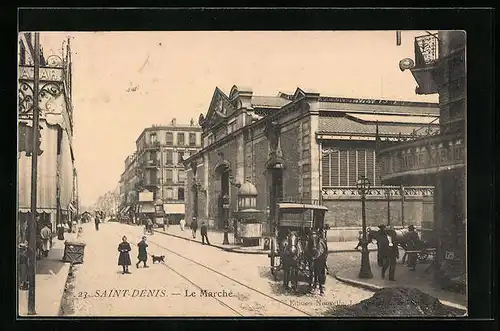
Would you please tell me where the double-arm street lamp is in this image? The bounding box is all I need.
[356,175,373,279]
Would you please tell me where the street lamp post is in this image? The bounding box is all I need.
[385,188,391,226]
[222,194,230,245]
[356,175,373,279]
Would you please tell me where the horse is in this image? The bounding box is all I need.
[368,228,414,265]
[305,230,328,295]
[280,231,304,291]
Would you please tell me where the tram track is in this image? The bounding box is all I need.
[123,229,313,317]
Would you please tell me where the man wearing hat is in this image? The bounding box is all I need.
[377,224,398,281]
[404,225,420,271]
[190,217,198,239]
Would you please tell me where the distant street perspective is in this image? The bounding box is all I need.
[17,29,467,318]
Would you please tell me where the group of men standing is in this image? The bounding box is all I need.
[356,224,421,282]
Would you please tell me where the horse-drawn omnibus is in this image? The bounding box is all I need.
[268,202,329,294]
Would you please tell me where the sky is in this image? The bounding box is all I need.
[37,31,438,207]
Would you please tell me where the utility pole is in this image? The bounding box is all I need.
[28,32,41,315]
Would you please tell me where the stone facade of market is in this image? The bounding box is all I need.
[184,85,440,242]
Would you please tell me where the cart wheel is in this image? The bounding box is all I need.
[418,253,429,261]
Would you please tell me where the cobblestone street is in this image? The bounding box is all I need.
[66,222,372,316]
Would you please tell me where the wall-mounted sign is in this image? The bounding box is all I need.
[139,190,154,202]
[19,66,64,82]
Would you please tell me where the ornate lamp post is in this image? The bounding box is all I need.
[356,175,373,279]
[384,188,391,226]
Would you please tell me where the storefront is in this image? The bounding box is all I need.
[163,203,185,225]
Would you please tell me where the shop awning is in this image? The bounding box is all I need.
[120,206,131,214]
[140,204,155,213]
[18,207,55,214]
[163,203,185,214]
[68,203,76,213]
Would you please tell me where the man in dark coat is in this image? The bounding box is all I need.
[118,236,132,274]
[377,225,399,281]
[404,225,420,271]
[136,236,149,268]
[95,215,100,231]
[200,221,210,245]
[190,217,198,239]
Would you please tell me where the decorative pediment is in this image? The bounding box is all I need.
[202,87,237,130]
[293,88,307,100]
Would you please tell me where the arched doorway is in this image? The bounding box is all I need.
[214,161,231,230]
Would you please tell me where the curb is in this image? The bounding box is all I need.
[334,273,468,312]
[153,228,378,254]
[57,262,74,316]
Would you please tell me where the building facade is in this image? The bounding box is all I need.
[378,31,466,291]
[119,119,202,223]
[184,86,439,240]
[118,152,140,219]
[17,34,77,239]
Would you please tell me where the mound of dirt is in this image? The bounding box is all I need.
[327,287,466,317]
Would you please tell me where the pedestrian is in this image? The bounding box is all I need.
[136,236,149,268]
[404,225,420,271]
[179,217,186,231]
[57,222,65,240]
[40,223,51,257]
[117,236,132,274]
[354,230,363,250]
[63,221,70,234]
[95,215,100,231]
[72,218,77,233]
[377,224,398,281]
[190,217,198,239]
[200,221,210,245]
[147,217,153,234]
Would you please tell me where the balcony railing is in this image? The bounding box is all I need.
[414,34,439,67]
[143,159,160,168]
[378,132,465,180]
[144,179,161,187]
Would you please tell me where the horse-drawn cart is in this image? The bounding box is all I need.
[268,203,329,293]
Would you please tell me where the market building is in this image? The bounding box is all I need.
[119,119,202,225]
[184,85,439,245]
[378,31,466,291]
[17,34,78,241]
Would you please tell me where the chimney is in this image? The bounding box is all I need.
[190,118,194,126]
[171,118,176,126]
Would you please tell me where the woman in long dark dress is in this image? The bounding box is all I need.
[117,236,132,274]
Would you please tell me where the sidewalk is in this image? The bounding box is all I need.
[18,232,76,317]
[334,261,467,312]
[152,225,378,254]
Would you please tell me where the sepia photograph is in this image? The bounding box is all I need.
[17,28,468,318]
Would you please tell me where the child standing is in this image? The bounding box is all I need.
[118,236,132,274]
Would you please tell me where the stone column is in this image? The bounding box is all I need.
[309,113,320,203]
[204,154,209,219]
[236,134,245,184]
[421,194,434,243]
